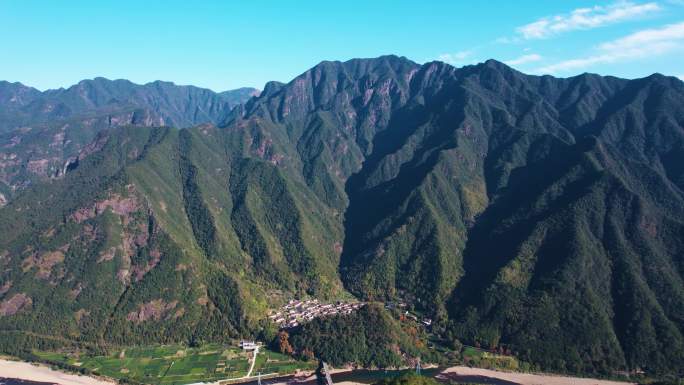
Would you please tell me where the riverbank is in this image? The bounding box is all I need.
[0,358,640,385]
[440,366,636,385]
[256,365,637,385]
[0,359,115,385]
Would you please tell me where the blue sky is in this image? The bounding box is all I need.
[1,0,683,91]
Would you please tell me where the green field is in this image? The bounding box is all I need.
[461,346,520,371]
[34,344,314,385]
[253,349,315,376]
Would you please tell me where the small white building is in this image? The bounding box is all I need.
[240,340,258,351]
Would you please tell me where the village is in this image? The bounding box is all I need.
[267,299,364,329]
[266,298,433,330]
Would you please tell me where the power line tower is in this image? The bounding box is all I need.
[415,358,421,375]
[257,372,262,385]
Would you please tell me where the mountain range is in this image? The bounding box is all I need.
[0,55,683,375]
[0,79,259,203]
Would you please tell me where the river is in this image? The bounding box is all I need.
[238,366,635,385]
[239,367,513,385]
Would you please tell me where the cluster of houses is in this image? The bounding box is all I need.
[268,299,364,329]
[266,298,431,331]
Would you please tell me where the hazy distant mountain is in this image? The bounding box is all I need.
[0,78,246,130]
[1,56,683,375]
[0,78,258,131]
[219,87,261,106]
[0,79,258,203]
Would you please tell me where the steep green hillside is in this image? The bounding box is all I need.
[0,124,345,351]
[1,56,684,375]
[225,57,684,374]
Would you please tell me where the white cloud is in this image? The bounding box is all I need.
[504,54,543,66]
[600,20,684,49]
[537,21,684,74]
[438,50,474,65]
[517,1,661,39]
[494,36,519,44]
[678,74,684,80]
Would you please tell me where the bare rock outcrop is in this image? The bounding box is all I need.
[0,293,32,316]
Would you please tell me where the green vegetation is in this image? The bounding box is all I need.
[255,349,316,376]
[32,344,312,385]
[179,129,219,259]
[287,304,431,368]
[459,346,522,371]
[0,79,257,203]
[374,373,439,385]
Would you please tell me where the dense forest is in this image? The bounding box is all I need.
[1,56,684,376]
[285,304,425,368]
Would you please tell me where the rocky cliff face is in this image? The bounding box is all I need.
[1,56,683,374]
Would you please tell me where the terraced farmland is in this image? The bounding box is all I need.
[34,344,313,385]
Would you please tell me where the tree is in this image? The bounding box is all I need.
[278,331,293,354]
[257,318,278,343]
[451,338,463,352]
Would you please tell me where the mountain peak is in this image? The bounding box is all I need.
[304,55,419,79]
[483,58,508,68]
[0,80,41,106]
[261,81,285,96]
[476,58,522,76]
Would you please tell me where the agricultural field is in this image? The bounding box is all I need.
[34,343,314,385]
[460,346,521,371]
[252,349,315,376]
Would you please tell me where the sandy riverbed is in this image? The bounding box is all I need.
[0,359,115,385]
[440,366,636,385]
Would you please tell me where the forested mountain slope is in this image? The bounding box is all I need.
[0,79,258,203]
[1,56,683,374]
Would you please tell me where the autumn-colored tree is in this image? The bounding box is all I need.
[278,330,293,354]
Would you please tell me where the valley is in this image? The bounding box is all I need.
[1,56,684,382]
